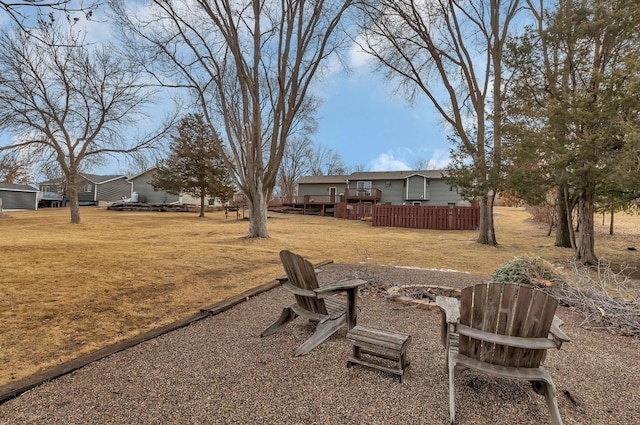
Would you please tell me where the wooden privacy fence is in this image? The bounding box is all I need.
[372,205,480,230]
[335,202,374,220]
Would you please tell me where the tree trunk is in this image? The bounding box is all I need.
[247,189,269,238]
[199,193,206,218]
[609,206,614,235]
[576,190,598,264]
[67,170,81,224]
[244,174,269,238]
[563,185,577,250]
[476,190,497,245]
[555,187,572,248]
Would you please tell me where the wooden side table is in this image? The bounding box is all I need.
[346,325,412,383]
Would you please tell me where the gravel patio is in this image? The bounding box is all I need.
[1,264,639,424]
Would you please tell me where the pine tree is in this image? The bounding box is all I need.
[153,114,235,218]
[504,0,640,264]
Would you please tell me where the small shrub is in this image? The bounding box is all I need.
[492,255,567,288]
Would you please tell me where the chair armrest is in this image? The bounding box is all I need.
[282,282,316,297]
[315,279,367,295]
[458,324,559,350]
[436,295,460,348]
[436,296,460,324]
[549,315,570,348]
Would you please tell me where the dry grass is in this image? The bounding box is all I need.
[1,206,638,387]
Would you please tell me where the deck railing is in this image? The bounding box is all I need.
[269,196,299,206]
[344,188,382,202]
[269,194,341,205]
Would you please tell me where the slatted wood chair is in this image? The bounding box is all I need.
[260,250,366,356]
[436,282,570,425]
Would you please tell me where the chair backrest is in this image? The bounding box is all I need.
[458,282,558,368]
[279,250,328,315]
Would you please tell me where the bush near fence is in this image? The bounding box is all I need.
[372,204,480,230]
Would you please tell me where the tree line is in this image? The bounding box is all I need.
[0,0,638,265]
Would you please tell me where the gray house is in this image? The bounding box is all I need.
[127,168,179,204]
[127,168,226,206]
[0,183,39,210]
[40,174,130,206]
[295,170,469,207]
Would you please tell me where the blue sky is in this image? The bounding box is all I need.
[0,6,455,178]
[97,6,454,175]
[92,36,454,175]
[312,51,452,172]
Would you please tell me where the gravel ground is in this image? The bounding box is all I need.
[1,264,639,424]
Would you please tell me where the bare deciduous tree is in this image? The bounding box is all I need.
[110,0,353,238]
[308,144,348,176]
[276,136,313,200]
[412,156,437,171]
[352,163,367,172]
[0,23,168,223]
[1,0,99,36]
[0,150,33,184]
[356,0,521,245]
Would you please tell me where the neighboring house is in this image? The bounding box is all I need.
[128,168,226,206]
[127,168,180,204]
[38,191,64,208]
[40,174,130,206]
[295,170,470,207]
[0,183,39,210]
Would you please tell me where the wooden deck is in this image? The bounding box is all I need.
[269,198,373,219]
[107,202,189,212]
[269,198,480,230]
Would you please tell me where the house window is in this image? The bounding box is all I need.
[413,201,421,206]
[356,181,372,196]
[83,184,93,192]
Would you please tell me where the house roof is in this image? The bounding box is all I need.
[82,174,127,184]
[295,170,449,184]
[295,174,351,184]
[40,174,127,186]
[0,183,38,192]
[127,167,158,182]
[39,177,63,186]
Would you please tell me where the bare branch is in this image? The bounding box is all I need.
[0,21,167,223]
[355,0,521,245]
[110,0,353,237]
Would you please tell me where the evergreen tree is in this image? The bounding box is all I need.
[153,114,235,218]
[504,0,640,263]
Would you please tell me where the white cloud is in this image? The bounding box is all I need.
[428,149,451,169]
[318,52,345,81]
[348,38,373,71]
[80,10,115,45]
[313,38,375,97]
[370,153,410,171]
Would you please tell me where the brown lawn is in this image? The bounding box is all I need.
[1,206,638,387]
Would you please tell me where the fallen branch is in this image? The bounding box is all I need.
[552,261,640,338]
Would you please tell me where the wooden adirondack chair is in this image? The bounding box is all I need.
[260,250,366,356]
[436,282,570,425]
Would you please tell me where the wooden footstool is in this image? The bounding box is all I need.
[346,325,412,383]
